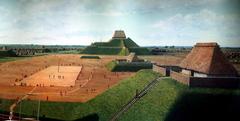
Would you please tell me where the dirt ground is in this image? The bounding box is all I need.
[0,54,134,102]
[139,54,185,66]
[18,66,82,87]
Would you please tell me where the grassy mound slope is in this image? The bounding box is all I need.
[81,39,124,55]
[106,61,153,72]
[128,47,151,55]
[119,79,240,121]
[118,47,129,56]
[81,38,151,55]
[92,39,124,47]
[123,38,139,48]
[81,46,122,55]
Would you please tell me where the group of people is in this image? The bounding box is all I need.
[60,90,67,96]
[49,75,65,79]
[45,90,67,101]
[86,88,96,93]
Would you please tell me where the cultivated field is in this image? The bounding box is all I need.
[0,54,134,102]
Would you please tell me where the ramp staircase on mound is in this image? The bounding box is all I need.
[109,77,170,121]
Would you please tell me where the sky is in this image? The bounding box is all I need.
[0,0,240,47]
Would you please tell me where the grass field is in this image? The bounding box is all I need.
[0,50,17,57]
[0,70,239,121]
[80,55,101,59]
[0,57,30,63]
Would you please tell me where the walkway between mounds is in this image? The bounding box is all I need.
[9,86,37,120]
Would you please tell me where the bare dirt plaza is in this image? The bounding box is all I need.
[0,54,134,102]
[18,66,82,87]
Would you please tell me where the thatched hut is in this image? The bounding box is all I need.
[179,42,238,77]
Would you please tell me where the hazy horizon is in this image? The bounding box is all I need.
[0,0,240,47]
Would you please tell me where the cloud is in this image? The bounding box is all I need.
[0,0,239,46]
[151,9,240,46]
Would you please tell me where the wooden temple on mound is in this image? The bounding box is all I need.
[112,30,126,39]
[179,42,238,77]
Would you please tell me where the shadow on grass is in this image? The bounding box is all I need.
[36,113,99,121]
[40,113,99,121]
[164,92,240,121]
[73,113,99,121]
[0,111,99,121]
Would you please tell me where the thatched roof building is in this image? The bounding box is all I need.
[179,42,238,77]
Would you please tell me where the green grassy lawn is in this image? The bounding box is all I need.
[57,50,81,54]
[0,57,30,63]
[106,61,153,72]
[0,70,239,121]
[0,50,17,57]
[80,55,101,59]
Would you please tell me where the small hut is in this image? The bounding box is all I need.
[179,42,238,77]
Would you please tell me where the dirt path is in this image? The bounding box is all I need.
[9,86,37,120]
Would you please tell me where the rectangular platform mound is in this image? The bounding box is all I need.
[20,66,82,87]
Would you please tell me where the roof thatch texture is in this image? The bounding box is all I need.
[179,42,238,76]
